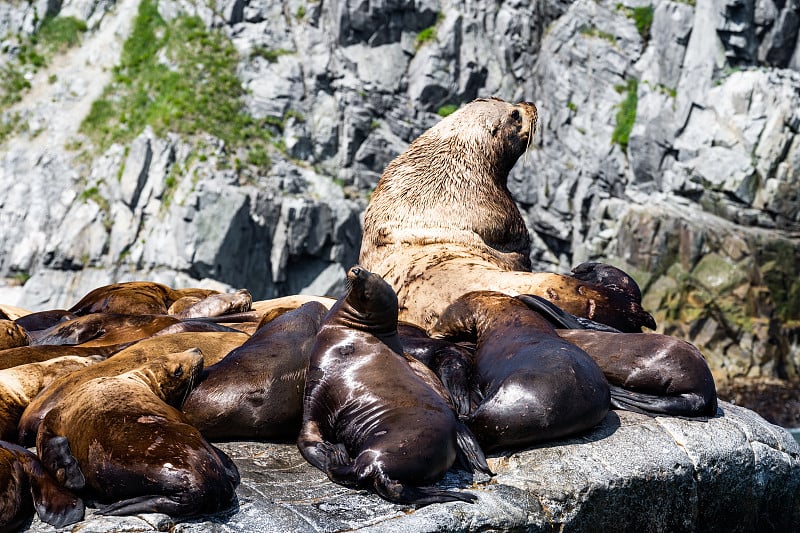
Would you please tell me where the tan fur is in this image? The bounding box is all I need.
[360,97,653,332]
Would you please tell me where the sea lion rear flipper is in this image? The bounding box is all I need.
[97,495,182,516]
[37,434,85,490]
[432,346,473,417]
[609,385,715,419]
[371,472,478,505]
[455,423,493,476]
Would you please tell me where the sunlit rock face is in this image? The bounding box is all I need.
[0,0,798,389]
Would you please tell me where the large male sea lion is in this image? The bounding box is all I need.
[182,301,329,441]
[35,348,240,518]
[429,291,610,453]
[0,440,84,530]
[298,266,490,505]
[359,97,654,332]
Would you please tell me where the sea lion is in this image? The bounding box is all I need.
[516,294,718,417]
[0,440,84,530]
[36,348,240,517]
[298,266,490,505]
[429,291,610,453]
[0,355,104,442]
[13,310,76,333]
[359,97,654,333]
[397,322,473,417]
[29,313,180,347]
[0,344,124,371]
[17,331,248,446]
[182,301,329,441]
[170,288,252,318]
[68,281,215,316]
[1,320,30,351]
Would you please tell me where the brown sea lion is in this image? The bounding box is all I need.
[67,281,207,316]
[1,320,30,351]
[516,294,718,417]
[429,291,610,453]
[251,295,337,328]
[35,348,240,517]
[0,344,124,371]
[298,266,490,505]
[359,97,654,333]
[0,356,104,442]
[29,313,180,347]
[0,440,84,530]
[17,331,248,445]
[182,301,329,441]
[170,288,252,318]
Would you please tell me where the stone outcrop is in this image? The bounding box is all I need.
[1,1,799,397]
[22,402,800,532]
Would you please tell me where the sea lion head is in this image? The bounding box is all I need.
[344,266,398,322]
[142,348,205,405]
[425,97,537,178]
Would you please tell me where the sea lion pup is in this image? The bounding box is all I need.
[429,291,610,453]
[359,97,654,333]
[35,348,240,518]
[0,355,104,442]
[1,320,30,351]
[0,440,85,530]
[182,301,329,441]
[17,330,248,446]
[516,294,718,417]
[298,266,491,505]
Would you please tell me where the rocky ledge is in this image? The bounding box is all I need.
[23,401,799,533]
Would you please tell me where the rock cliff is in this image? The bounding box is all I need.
[1,0,799,407]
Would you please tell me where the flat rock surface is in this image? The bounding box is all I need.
[22,401,800,532]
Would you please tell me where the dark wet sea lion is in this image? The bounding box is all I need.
[1,320,30,351]
[558,329,718,417]
[570,262,644,303]
[17,331,247,446]
[182,301,328,441]
[35,348,240,517]
[0,440,84,531]
[359,97,654,332]
[516,294,718,417]
[397,322,473,417]
[13,310,76,333]
[298,266,490,505]
[29,313,180,347]
[0,356,104,442]
[429,291,610,453]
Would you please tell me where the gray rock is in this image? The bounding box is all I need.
[22,403,800,532]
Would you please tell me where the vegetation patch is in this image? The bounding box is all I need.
[251,46,294,63]
[617,4,654,42]
[415,13,444,49]
[611,78,638,151]
[436,104,458,117]
[580,26,617,45]
[80,0,274,171]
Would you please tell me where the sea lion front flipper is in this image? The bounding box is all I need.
[370,472,478,506]
[516,294,623,332]
[25,458,85,528]
[37,434,85,490]
[432,346,473,418]
[455,423,492,476]
[609,385,714,418]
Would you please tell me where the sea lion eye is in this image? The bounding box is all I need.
[510,109,521,121]
[173,366,183,377]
